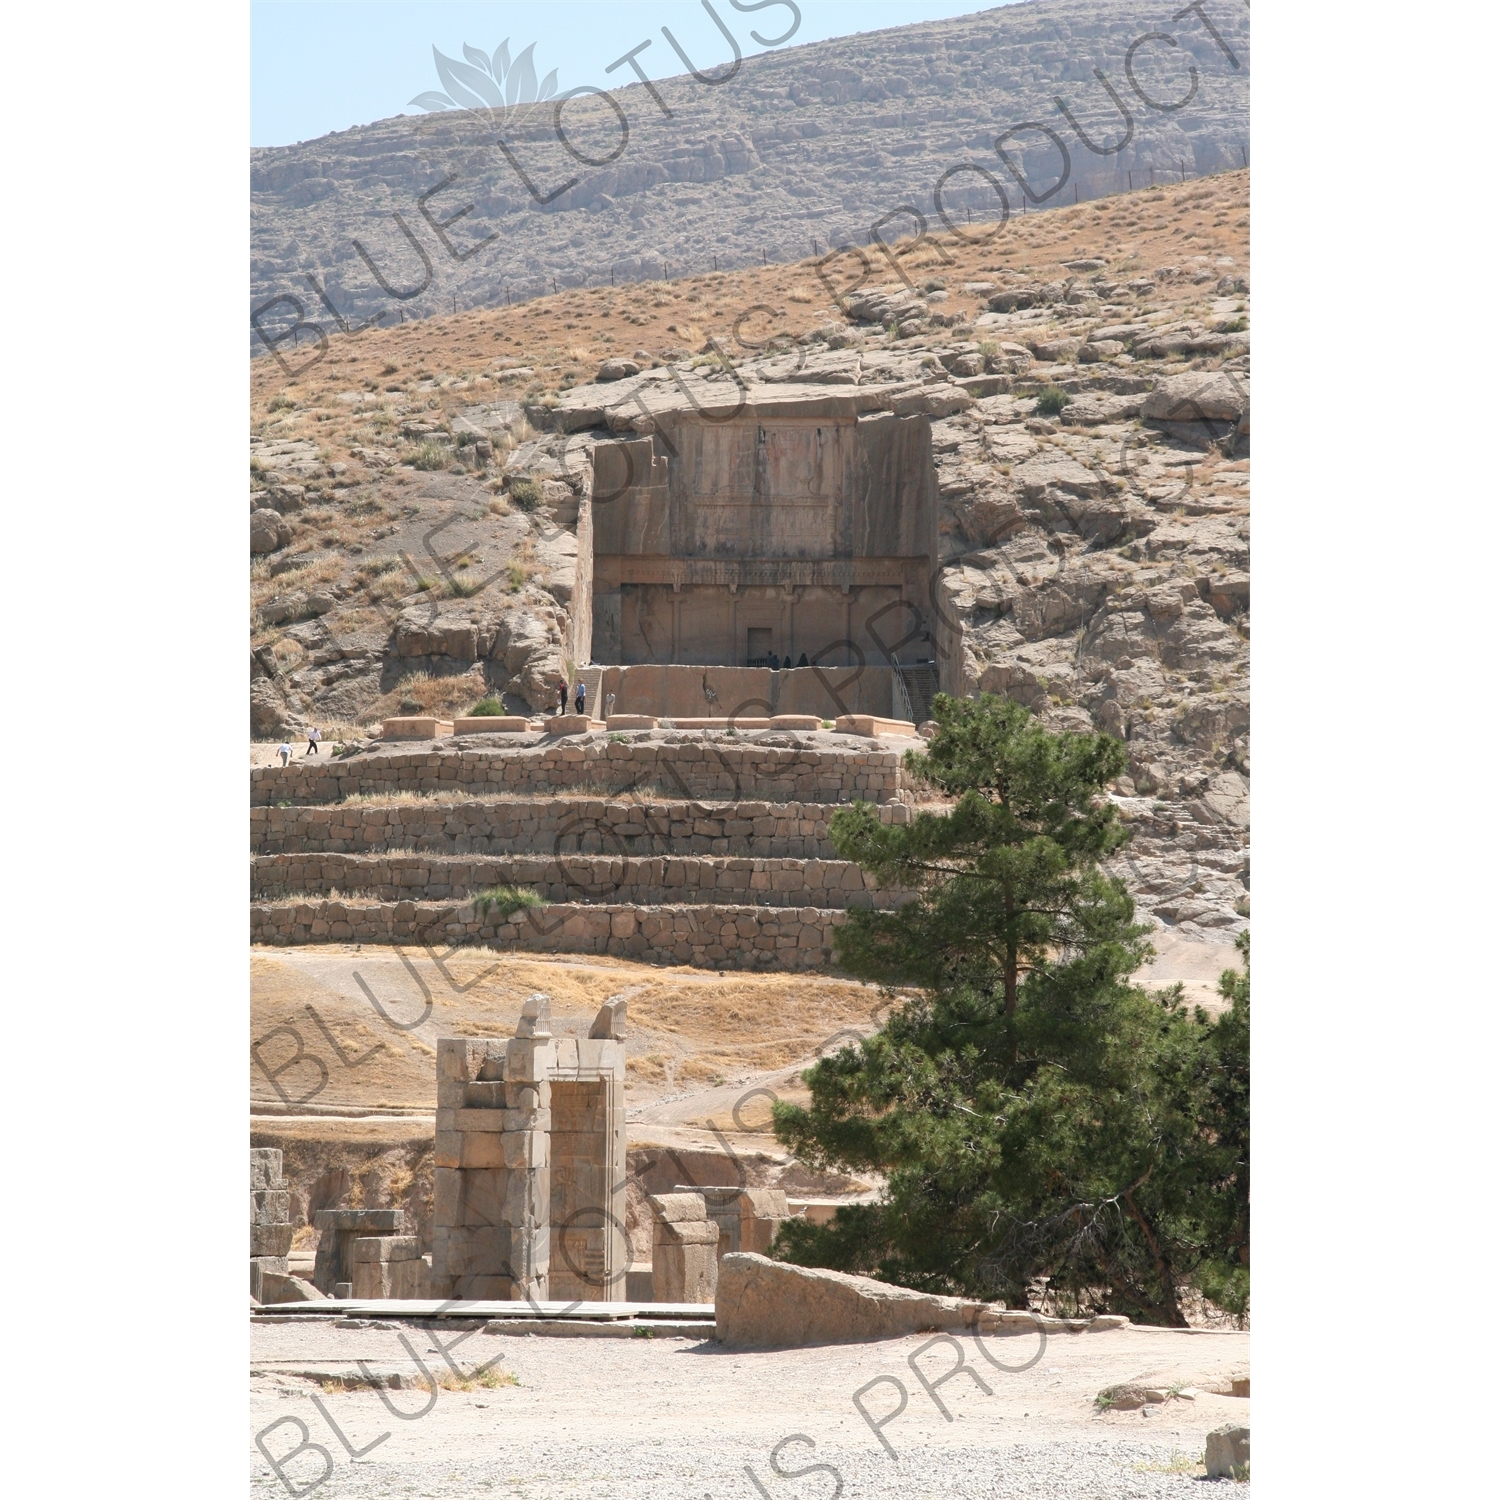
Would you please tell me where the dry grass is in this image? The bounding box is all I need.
[364,669,490,721]
[251,948,891,1113]
[252,169,1249,437]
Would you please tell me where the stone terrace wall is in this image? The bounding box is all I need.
[250,852,906,909]
[249,741,912,808]
[251,899,844,970]
[250,797,914,858]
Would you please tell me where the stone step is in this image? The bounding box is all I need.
[251,899,848,971]
[252,796,913,859]
[250,852,907,909]
[251,738,912,808]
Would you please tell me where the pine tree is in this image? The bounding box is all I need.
[772,694,1250,1325]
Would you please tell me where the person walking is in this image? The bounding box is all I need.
[277,741,291,767]
[574,679,587,715]
[557,677,568,714]
[305,726,322,756]
[604,692,616,720]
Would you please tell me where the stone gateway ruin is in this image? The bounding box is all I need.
[431,995,628,1302]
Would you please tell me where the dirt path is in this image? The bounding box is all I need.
[251,1319,1248,1496]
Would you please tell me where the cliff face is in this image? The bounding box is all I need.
[251,0,1249,339]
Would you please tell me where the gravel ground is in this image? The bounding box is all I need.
[251,1320,1249,1496]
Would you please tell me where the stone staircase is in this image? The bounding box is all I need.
[896,663,940,726]
[251,730,920,971]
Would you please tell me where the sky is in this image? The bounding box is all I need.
[251,0,1015,147]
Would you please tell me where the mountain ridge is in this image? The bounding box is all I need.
[251,0,1249,345]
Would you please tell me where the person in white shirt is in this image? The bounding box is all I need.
[305,726,322,756]
[277,742,292,767]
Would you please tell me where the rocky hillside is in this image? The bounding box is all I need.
[251,0,1248,337]
[250,163,1248,936]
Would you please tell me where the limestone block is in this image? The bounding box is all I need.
[255,1269,326,1305]
[433,1224,512,1278]
[1205,1426,1249,1479]
[454,1107,507,1132]
[250,1148,286,1190]
[460,1132,507,1169]
[834,715,916,738]
[250,1189,291,1226]
[433,1167,461,1226]
[652,1232,718,1303]
[501,1129,548,1170]
[652,1192,712,1225]
[503,1037,547,1082]
[250,1223,294,1258]
[589,996,628,1038]
[738,1189,790,1255]
[434,1130,462,1168]
[457,1169,504,1227]
[715,1253,1003,1348]
[382,717,455,740]
[501,1167,548,1226]
[352,1235,421,1263]
[437,1038,476,1082]
[249,1257,287,1302]
[463,1081,508,1109]
[453,716,531,734]
[352,1240,427,1299]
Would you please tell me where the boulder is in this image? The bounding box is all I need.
[257,1272,327,1305]
[1141,371,1248,424]
[251,508,292,554]
[395,607,479,660]
[715,1252,1002,1348]
[596,358,642,382]
[889,383,973,418]
[1029,336,1083,362]
[1205,1425,1250,1479]
[250,678,299,738]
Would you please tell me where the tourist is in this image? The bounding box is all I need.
[277,741,291,767]
[797,652,809,667]
[557,677,568,714]
[605,692,616,719]
[574,679,587,715]
[305,725,322,756]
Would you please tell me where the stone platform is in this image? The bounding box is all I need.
[249,732,928,972]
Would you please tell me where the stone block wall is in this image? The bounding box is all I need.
[695,1186,791,1259]
[249,741,912,808]
[312,1208,405,1295]
[249,851,906,910]
[649,1192,720,1303]
[251,899,846,969]
[351,1235,425,1299]
[250,1147,293,1300]
[251,796,913,858]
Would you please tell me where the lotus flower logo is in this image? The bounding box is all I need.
[409,40,558,118]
